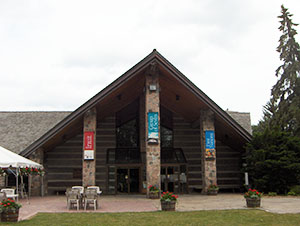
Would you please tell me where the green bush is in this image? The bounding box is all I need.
[267,192,277,196]
[245,128,300,194]
[287,191,296,196]
[289,185,300,195]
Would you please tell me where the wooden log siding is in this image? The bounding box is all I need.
[173,116,201,192]
[96,116,116,194]
[173,115,243,192]
[216,141,242,189]
[45,116,115,195]
[46,134,83,194]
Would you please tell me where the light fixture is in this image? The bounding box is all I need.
[149,84,157,91]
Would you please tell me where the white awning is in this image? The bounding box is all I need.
[0,146,42,169]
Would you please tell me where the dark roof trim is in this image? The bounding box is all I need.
[153,51,252,142]
[21,50,251,157]
[21,50,157,157]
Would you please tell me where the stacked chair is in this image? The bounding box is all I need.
[66,186,101,211]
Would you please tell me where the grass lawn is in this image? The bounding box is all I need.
[1,210,300,226]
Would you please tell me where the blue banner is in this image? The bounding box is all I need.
[148,112,159,139]
[205,130,215,149]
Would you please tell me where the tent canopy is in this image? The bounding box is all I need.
[0,146,42,169]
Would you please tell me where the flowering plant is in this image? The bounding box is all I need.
[148,185,159,192]
[244,189,262,199]
[0,199,22,213]
[20,167,44,176]
[160,191,178,202]
[207,184,219,191]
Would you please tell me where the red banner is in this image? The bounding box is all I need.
[84,131,94,150]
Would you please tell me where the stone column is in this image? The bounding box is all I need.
[145,62,161,196]
[29,148,45,196]
[0,175,5,188]
[200,109,217,194]
[82,108,97,187]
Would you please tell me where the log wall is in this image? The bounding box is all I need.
[46,134,83,195]
[46,116,115,195]
[173,115,242,192]
[45,113,242,195]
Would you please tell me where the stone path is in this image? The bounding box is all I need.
[17,194,300,221]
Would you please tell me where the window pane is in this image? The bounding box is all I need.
[117,119,138,148]
[161,126,173,148]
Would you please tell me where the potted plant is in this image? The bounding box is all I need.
[244,188,262,208]
[0,198,22,222]
[207,184,219,195]
[160,191,178,211]
[148,185,159,199]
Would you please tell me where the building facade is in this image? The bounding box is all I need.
[1,50,252,196]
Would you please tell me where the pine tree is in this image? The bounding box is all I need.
[263,5,300,135]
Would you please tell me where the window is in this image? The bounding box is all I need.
[161,126,173,148]
[116,119,138,148]
[116,99,139,148]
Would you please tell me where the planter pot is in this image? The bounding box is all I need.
[149,191,159,199]
[207,190,218,195]
[246,198,261,208]
[161,200,176,211]
[1,209,20,222]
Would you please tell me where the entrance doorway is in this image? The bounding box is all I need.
[117,168,139,193]
[161,166,176,192]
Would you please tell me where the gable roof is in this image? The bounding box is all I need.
[20,50,252,157]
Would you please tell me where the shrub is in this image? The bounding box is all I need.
[245,129,300,194]
[267,192,277,196]
[288,191,296,196]
[289,185,300,195]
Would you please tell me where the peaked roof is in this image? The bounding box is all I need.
[21,50,252,157]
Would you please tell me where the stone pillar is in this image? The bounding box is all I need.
[200,109,217,194]
[82,108,97,187]
[145,62,161,196]
[0,175,5,188]
[29,148,45,196]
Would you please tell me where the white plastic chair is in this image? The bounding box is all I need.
[71,186,84,194]
[66,190,80,210]
[87,186,102,195]
[84,189,98,210]
[1,188,18,200]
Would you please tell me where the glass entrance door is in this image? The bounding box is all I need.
[117,168,139,193]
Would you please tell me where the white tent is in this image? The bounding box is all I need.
[0,145,43,200]
[0,146,42,168]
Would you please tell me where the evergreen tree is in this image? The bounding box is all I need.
[246,5,300,194]
[246,128,300,193]
[261,5,300,135]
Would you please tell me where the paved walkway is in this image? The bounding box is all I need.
[17,194,300,221]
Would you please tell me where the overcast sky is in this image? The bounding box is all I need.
[0,0,300,125]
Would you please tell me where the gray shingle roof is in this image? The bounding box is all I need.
[226,111,252,135]
[0,112,71,154]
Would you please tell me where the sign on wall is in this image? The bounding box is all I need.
[205,130,215,159]
[147,112,159,141]
[84,131,94,160]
